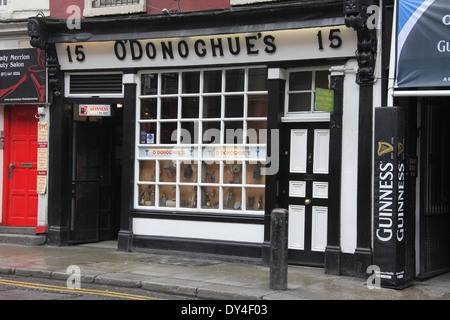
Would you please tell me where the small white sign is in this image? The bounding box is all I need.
[79,104,111,116]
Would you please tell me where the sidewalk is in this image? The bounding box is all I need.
[0,241,449,300]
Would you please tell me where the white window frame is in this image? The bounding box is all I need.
[283,67,331,122]
[83,0,146,17]
[230,0,279,6]
[135,66,268,215]
[0,0,7,7]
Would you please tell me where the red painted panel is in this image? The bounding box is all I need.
[50,0,84,19]
[2,106,39,227]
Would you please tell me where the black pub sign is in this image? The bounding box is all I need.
[0,48,46,104]
[373,106,408,289]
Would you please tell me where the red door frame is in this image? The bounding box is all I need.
[2,105,38,227]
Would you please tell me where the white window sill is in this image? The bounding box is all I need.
[83,4,146,17]
[230,0,278,6]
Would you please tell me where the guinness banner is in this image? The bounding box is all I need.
[396,0,450,88]
[374,107,408,289]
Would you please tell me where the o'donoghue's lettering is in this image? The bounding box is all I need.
[113,34,276,61]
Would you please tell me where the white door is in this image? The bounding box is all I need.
[280,122,329,266]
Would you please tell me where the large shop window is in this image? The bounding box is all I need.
[136,67,268,214]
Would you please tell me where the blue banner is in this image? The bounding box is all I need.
[396,0,450,88]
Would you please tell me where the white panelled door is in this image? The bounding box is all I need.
[280,122,330,266]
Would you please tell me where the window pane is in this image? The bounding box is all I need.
[247,95,267,117]
[160,122,177,144]
[161,97,178,119]
[180,161,197,183]
[202,121,221,144]
[138,185,155,207]
[159,184,176,207]
[161,72,178,94]
[226,69,244,92]
[289,71,312,91]
[140,99,157,119]
[247,120,267,144]
[248,68,267,91]
[139,123,156,144]
[225,96,244,118]
[159,160,177,182]
[182,71,200,93]
[245,187,264,210]
[203,96,221,118]
[201,186,219,209]
[204,70,222,93]
[182,97,199,118]
[315,71,330,89]
[141,74,158,95]
[224,187,242,210]
[202,162,220,183]
[224,162,242,184]
[180,122,198,144]
[139,160,156,182]
[288,93,311,112]
[224,121,244,144]
[180,185,197,208]
[245,162,265,185]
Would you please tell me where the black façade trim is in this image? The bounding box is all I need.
[132,209,264,224]
[132,235,263,260]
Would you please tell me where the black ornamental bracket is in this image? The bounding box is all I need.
[344,0,379,85]
[28,17,61,98]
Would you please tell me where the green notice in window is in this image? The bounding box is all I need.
[314,88,334,112]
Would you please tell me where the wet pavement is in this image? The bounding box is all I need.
[0,241,449,300]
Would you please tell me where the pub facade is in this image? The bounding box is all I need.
[27,0,417,283]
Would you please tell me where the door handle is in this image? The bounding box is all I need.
[305,199,311,205]
[8,163,15,180]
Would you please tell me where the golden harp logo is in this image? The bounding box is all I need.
[397,142,404,156]
[377,141,393,156]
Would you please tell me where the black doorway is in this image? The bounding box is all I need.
[419,98,450,278]
[69,104,123,244]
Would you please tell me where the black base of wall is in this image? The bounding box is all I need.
[46,226,68,246]
[117,230,132,252]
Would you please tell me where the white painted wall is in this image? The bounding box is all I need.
[133,218,265,243]
[340,59,359,254]
[0,0,49,20]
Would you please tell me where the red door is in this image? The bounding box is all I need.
[2,106,38,226]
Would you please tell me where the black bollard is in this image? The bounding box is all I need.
[269,208,288,290]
